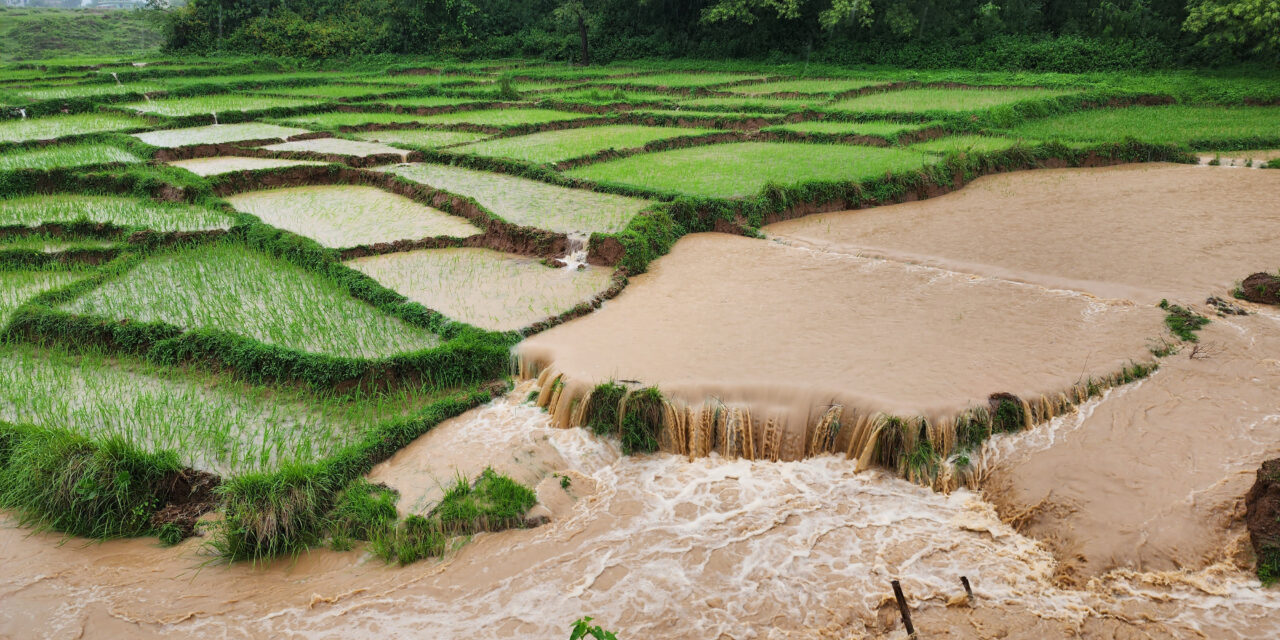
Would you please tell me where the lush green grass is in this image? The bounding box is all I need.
[350,129,490,147]
[0,268,90,324]
[119,94,319,117]
[538,88,677,105]
[1006,105,1280,147]
[910,135,1024,154]
[377,163,650,234]
[0,194,233,231]
[765,119,939,137]
[451,124,722,164]
[0,235,115,253]
[631,109,773,119]
[0,7,163,61]
[827,87,1076,113]
[62,242,443,359]
[346,247,614,331]
[728,78,885,95]
[0,112,151,143]
[0,143,141,170]
[567,142,935,198]
[0,81,164,103]
[0,344,448,475]
[619,73,767,88]
[226,185,480,247]
[133,122,311,147]
[410,108,593,128]
[276,110,452,129]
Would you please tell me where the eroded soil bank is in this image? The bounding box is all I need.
[3,386,1278,639]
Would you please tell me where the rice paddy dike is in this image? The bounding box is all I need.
[0,56,1278,639]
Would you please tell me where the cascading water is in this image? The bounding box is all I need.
[17,108,26,119]
[211,111,218,125]
[110,72,121,85]
[561,232,590,270]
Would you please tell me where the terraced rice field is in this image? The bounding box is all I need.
[256,83,403,99]
[827,87,1076,113]
[0,143,141,170]
[376,163,649,234]
[566,141,934,198]
[0,269,89,323]
[1006,105,1280,147]
[262,137,409,157]
[225,185,481,247]
[166,156,329,176]
[61,242,442,358]
[119,94,319,117]
[409,108,594,128]
[133,122,311,147]
[347,248,613,331]
[275,110,462,129]
[619,73,767,88]
[766,119,938,137]
[0,82,164,102]
[350,129,490,147]
[727,78,885,95]
[910,134,1023,154]
[450,124,722,164]
[0,194,233,231]
[0,112,151,142]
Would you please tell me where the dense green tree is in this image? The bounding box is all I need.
[1185,0,1280,57]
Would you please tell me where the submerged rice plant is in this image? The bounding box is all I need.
[0,268,90,323]
[119,94,319,117]
[225,185,481,248]
[351,129,490,147]
[62,242,443,358]
[376,163,649,234]
[0,112,151,143]
[451,124,723,164]
[409,108,591,128]
[827,87,1076,114]
[0,143,141,170]
[133,122,311,147]
[727,78,885,95]
[0,194,233,231]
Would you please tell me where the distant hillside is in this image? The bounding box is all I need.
[0,7,164,61]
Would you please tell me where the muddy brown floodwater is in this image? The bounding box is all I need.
[2,163,1279,639]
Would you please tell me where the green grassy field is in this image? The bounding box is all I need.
[910,134,1024,154]
[0,7,163,61]
[567,141,935,198]
[0,194,233,231]
[377,162,650,234]
[0,143,141,170]
[1005,105,1280,147]
[0,112,151,143]
[62,242,443,359]
[226,185,480,247]
[450,124,723,164]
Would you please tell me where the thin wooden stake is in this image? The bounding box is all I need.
[891,579,915,637]
[960,575,973,599]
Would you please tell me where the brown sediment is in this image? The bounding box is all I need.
[1239,272,1280,305]
[151,468,221,540]
[767,163,1280,303]
[209,165,569,259]
[516,233,1160,468]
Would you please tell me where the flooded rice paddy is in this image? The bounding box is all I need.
[166,155,329,176]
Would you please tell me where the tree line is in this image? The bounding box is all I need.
[159,0,1279,70]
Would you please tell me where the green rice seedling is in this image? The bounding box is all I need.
[361,96,488,110]
[450,124,723,164]
[166,156,329,177]
[1006,105,1280,148]
[539,88,677,105]
[676,96,827,111]
[0,143,140,170]
[566,142,934,198]
[0,194,233,231]
[766,119,940,137]
[358,74,492,87]
[119,94,319,117]
[0,112,151,142]
[0,234,115,253]
[275,110,449,129]
[350,129,489,147]
[827,87,1076,114]
[0,345,450,476]
[619,387,664,454]
[617,73,767,88]
[376,163,649,234]
[1159,299,1210,342]
[0,268,90,323]
[261,137,408,157]
[159,72,359,90]
[582,381,626,437]
[133,122,311,147]
[409,108,593,128]
[1,81,164,102]
[727,78,885,95]
[253,84,403,99]
[630,109,772,119]
[910,135,1023,154]
[62,242,443,359]
[213,464,329,560]
[225,185,480,247]
[345,248,614,331]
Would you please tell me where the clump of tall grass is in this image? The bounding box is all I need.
[1159,299,1210,342]
[620,387,663,454]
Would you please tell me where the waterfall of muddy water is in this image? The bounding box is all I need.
[517,232,1160,462]
[562,232,590,270]
[4,384,1279,639]
[766,163,1280,304]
